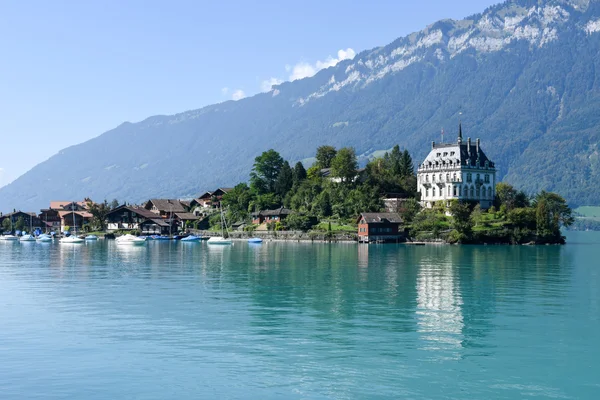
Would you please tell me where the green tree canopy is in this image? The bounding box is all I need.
[15,216,25,232]
[315,145,337,169]
[292,161,307,185]
[275,161,293,198]
[250,149,284,194]
[534,191,573,238]
[449,200,473,238]
[221,183,252,222]
[87,200,110,231]
[331,147,358,184]
[2,217,12,232]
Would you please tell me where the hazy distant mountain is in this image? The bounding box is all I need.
[2,0,600,211]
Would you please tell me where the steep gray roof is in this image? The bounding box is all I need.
[359,213,403,224]
[145,199,187,213]
[252,207,293,217]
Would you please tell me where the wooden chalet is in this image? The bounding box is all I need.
[106,205,163,231]
[0,211,45,233]
[144,199,187,219]
[189,188,233,215]
[357,212,405,243]
[48,199,94,232]
[251,207,293,225]
[38,209,61,231]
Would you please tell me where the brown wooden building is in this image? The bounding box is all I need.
[357,212,404,243]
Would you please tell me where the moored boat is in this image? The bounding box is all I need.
[85,235,98,241]
[60,235,85,244]
[248,238,263,244]
[20,234,36,242]
[181,235,201,242]
[116,234,146,245]
[37,234,53,242]
[0,235,19,241]
[207,236,232,245]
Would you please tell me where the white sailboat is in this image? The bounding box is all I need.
[37,234,53,242]
[20,213,36,241]
[207,205,232,245]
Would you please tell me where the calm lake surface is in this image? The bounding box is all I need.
[1,233,599,399]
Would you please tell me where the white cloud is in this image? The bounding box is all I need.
[232,89,245,101]
[261,77,283,92]
[289,48,356,81]
[221,87,229,95]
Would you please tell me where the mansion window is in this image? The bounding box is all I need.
[470,187,475,198]
[439,173,443,181]
[467,173,472,183]
[446,173,450,181]
[476,174,481,182]
[453,172,457,181]
[453,186,457,196]
[484,174,490,183]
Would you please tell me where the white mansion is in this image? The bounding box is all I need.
[417,125,496,209]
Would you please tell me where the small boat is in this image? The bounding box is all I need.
[116,234,146,245]
[60,236,85,244]
[20,234,36,242]
[0,235,19,241]
[181,235,201,242]
[207,236,232,245]
[150,235,171,241]
[37,234,53,242]
[85,235,98,241]
[248,238,263,244]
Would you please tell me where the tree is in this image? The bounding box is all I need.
[293,161,307,185]
[284,213,314,231]
[316,191,332,217]
[221,183,252,222]
[449,200,473,238]
[275,161,293,198]
[316,145,337,169]
[110,199,120,210]
[249,193,280,212]
[399,150,414,177]
[87,200,110,231]
[398,198,421,224]
[471,204,483,227]
[2,218,12,233]
[15,216,25,232]
[535,191,573,238]
[331,147,358,184]
[495,182,529,210]
[250,149,284,194]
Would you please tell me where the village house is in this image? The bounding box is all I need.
[38,209,61,231]
[251,207,293,225]
[0,211,45,233]
[144,199,187,219]
[48,200,94,232]
[357,212,404,243]
[417,124,497,209]
[189,188,233,216]
[106,205,166,232]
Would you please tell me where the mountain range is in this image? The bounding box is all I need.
[1,0,600,211]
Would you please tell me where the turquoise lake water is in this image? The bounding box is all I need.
[1,233,599,399]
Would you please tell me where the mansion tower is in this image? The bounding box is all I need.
[417,125,496,209]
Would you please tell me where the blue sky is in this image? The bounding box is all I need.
[0,0,498,187]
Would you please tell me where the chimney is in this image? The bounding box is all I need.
[467,138,471,155]
[476,138,480,155]
[432,141,436,149]
[458,122,463,144]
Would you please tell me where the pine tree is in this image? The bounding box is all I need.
[293,161,307,185]
[275,161,294,198]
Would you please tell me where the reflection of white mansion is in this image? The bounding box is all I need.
[417,125,496,209]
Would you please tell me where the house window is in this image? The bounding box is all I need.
[426,174,429,182]
[453,186,457,196]
[476,173,480,182]
[443,152,448,157]
[439,173,443,181]
[433,187,436,197]
[446,173,450,181]
[432,174,436,182]
[450,151,455,156]
[467,173,472,183]
[426,188,430,198]
[459,186,462,196]
[485,174,490,183]
[470,187,474,198]
[453,173,457,181]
